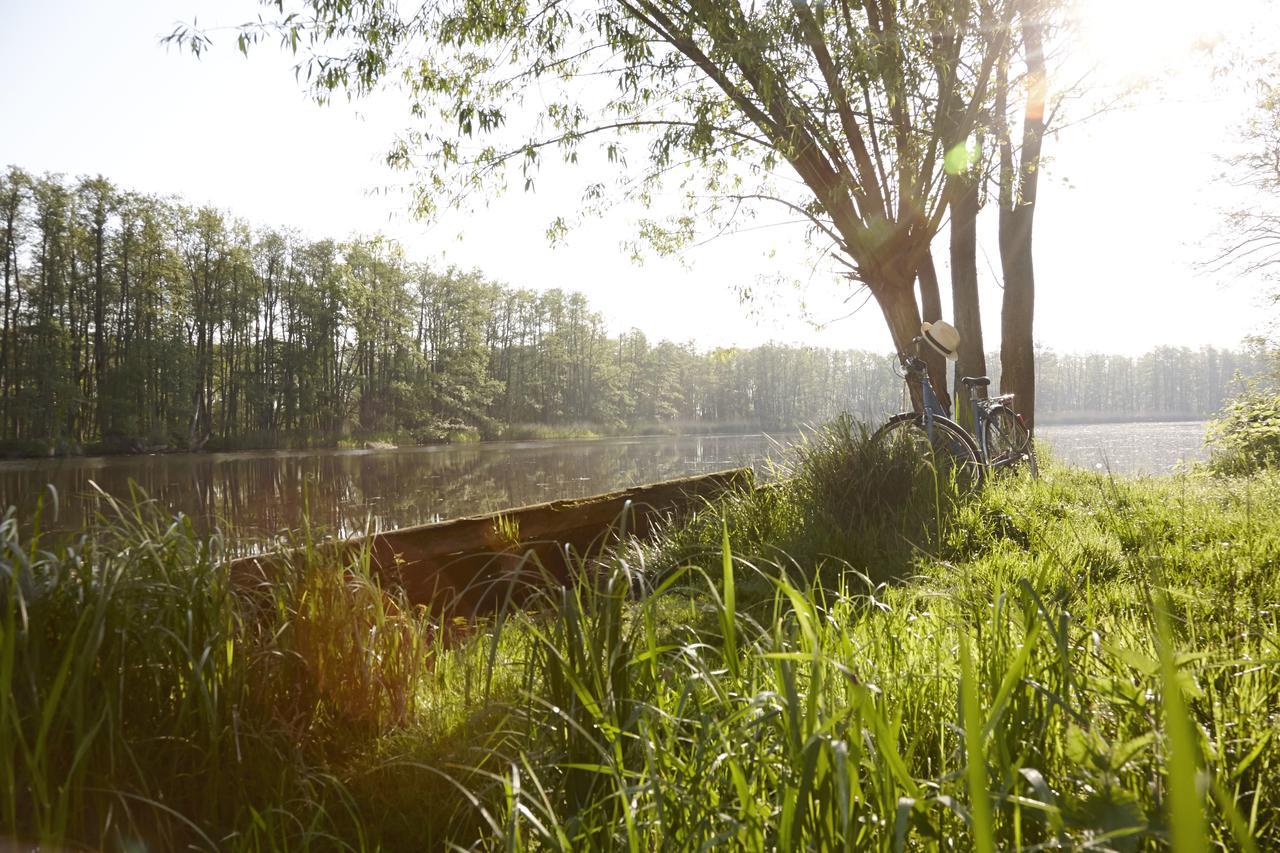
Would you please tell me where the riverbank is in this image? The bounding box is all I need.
[5,425,1278,849]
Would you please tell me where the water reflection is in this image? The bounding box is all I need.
[2,422,1209,548]
[0,435,789,545]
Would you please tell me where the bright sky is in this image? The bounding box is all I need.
[0,0,1275,355]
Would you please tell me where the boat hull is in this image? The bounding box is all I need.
[229,468,751,612]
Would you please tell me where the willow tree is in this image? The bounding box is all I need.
[174,0,1012,404]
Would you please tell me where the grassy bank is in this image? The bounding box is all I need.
[4,424,1280,849]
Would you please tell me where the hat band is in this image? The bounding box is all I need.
[924,327,955,356]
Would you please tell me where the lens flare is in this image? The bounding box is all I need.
[1072,0,1241,84]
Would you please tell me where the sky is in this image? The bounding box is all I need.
[1,0,1276,355]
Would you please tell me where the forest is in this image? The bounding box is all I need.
[0,167,1260,455]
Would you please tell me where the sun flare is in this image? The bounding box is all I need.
[1072,0,1256,83]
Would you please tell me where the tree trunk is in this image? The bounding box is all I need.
[876,277,949,414]
[915,249,952,416]
[916,250,943,326]
[950,173,986,430]
[997,12,1045,430]
[999,204,1036,427]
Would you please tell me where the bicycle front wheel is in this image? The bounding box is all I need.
[873,413,984,494]
[983,405,1038,477]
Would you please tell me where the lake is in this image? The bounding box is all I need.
[0,420,1209,542]
[0,434,790,544]
[1036,420,1208,475]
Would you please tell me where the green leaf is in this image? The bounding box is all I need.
[959,633,994,853]
[721,520,737,678]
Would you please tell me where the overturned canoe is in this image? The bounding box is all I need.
[230,467,751,612]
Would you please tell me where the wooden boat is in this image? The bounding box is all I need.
[229,468,751,612]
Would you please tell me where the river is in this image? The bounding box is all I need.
[0,434,789,542]
[0,421,1209,542]
[1036,419,1208,475]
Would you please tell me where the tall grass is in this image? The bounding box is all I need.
[624,414,968,592]
[0,487,457,849]
[476,462,1280,849]
[4,426,1280,849]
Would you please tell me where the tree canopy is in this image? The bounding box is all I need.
[173,0,1025,395]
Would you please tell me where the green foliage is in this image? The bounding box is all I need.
[1207,387,1280,475]
[166,0,1009,299]
[0,168,915,450]
[1,166,1263,454]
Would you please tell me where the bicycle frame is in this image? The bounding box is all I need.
[899,339,1024,471]
[968,393,1016,470]
[900,349,949,442]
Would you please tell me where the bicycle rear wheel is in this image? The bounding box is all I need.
[873,413,984,493]
[983,405,1038,477]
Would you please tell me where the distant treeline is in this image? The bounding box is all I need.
[0,168,1262,454]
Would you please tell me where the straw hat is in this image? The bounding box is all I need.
[921,321,960,361]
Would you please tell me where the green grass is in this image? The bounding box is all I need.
[4,423,1280,849]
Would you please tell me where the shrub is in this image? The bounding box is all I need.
[1206,388,1280,475]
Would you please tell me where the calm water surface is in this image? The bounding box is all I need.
[0,434,790,543]
[0,421,1210,543]
[1037,420,1208,474]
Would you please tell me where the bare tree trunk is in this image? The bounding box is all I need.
[998,13,1045,429]
[916,250,943,326]
[877,276,950,414]
[999,202,1036,427]
[915,250,952,415]
[950,172,986,430]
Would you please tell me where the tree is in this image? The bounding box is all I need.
[8,166,1248,454]
[77,176,115,439]
[170,0,1017,407]
[0,168,28,434]
[995,1,1047,428]
[1209,77,1280,321]
[946,135,987,427]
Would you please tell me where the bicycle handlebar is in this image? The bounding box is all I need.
[897,336,928,375]
[900,355,928,374]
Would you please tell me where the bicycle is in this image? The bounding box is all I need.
[872,331,1037,490]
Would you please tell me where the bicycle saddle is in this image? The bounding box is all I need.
[960,376,991,388]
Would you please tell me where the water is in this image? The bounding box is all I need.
[0,421,1210,542]
[0,434,789,543]
[1037,420,1208,475]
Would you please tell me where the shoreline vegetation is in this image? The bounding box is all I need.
[5,416,1280,849]
[0,167,1261,463]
